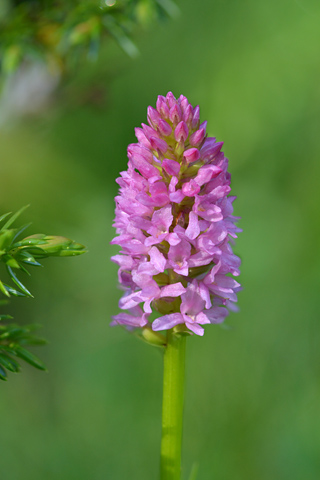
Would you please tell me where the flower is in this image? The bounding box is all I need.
[111,92,241,336]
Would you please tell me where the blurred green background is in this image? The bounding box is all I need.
[1,0,320,479]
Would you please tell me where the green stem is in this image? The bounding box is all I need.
[160,329,186,480]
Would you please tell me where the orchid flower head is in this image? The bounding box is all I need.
[111,92,241,337]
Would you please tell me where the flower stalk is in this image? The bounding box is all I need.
[160,330,186,480]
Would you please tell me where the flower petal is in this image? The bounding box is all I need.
[152,313,184,331]
[204,306,229,324]
[185,321,204,336]
[185,212,200,240]
[160,283,187,298]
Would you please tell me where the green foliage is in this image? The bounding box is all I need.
[0,321,47,380]
[0,206,86,381]
[0,0,179,76]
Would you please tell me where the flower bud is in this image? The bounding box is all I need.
[147,106,161,128]
[169,104,182,126]
[158,119,172,137]
[191,105,200,129]
[156,95,170,118]
[189,121,206,147]
[23,234,86,257]
[183,148,200,164]
[174,121,189,142]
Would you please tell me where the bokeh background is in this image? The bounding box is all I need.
[1,0,320,479]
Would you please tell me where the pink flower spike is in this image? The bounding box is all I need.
[111,92,241,335]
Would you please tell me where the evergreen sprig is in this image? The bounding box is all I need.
[0,206,86,381]
[0,319,47,380]
[0,0,179,75]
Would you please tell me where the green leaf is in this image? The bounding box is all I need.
[0,324,47,345]
[2,284,26,297]
[21,257,42,267]
[3,254,21,269]
[156,0,180,18]
[12,239,47,248]
[15,250,42,267]
[103,16,139,58]
[17,263,31,276]
[7,266,33,297]
[13,345,46,371]
[0,345,19,355]
[1,205,29,231]
[19,336,47,346]
[0,364,7,380]
[0,213,12,225]
[0,230,16,251]
[0,353,20,373]
[0,326,28,339]
[12,223,32,242]
[0,315,13,321]
[0,279,10,297]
